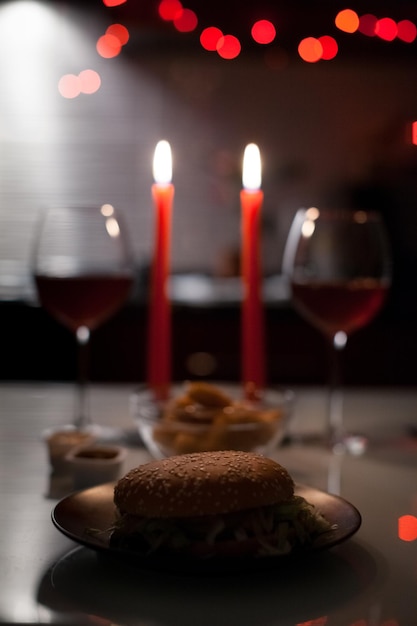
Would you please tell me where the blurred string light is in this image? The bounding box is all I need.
[297,36,338,63]
[375,17,397,41]
[200,26,223,51]
[102,0,127,7]
[95,16,130,61]
[58,74,81,99]
[251,20,276,45]
[158,0,198,33]
[319,35,338,60]
[335,8,416,43]
[158,0,183,21]
[217,34,241,60]
[91,2,131,85]
[59,7,131,97]
[173,8,198,33]
[158,0,286,59]
[397,20,417,43]
[58,70,101,98]
[335,8,360,33]
[155,1,416,63]
[96,32,122,58]
[358,14,378,37]
[106,23,130,46]
[298,37,323,63]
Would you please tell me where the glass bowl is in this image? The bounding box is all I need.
[130,382,294,459]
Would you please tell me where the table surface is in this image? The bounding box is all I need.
[1,382,416,626]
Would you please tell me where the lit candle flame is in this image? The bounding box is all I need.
[242,143,261,191]
[153,140,172,185]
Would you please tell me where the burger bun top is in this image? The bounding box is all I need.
[114,450,294,518]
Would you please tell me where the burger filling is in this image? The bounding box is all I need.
[110,495,333,557]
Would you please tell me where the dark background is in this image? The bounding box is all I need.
[1,0,417,387]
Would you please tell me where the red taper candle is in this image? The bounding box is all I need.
[240,143,265,400]
[147,140,174,400]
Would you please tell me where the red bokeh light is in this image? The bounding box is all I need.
[251,20,276,45]
[335,9,359,33]
[158,0,183,21]
[217,34,241,59]
[358,14,378,37]
[397,19,417,43]
[375,17,398,41]
[318,35,338,60]
[174,8,198,33]
[58,74,81,99]
[200,26,223,51]
[398,514,417,541]
[298,37,323,63]
[58,70,102,99]
[79,69,101,94]
[412,121,417,145]
[96,33,122,58]
[102,0,126,6]
[106,23,129,46]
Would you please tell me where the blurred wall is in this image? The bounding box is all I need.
[1,2,417,384]
[0,2,416,305]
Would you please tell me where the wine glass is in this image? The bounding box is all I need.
[282,207,391,452]
[32,204,135,440]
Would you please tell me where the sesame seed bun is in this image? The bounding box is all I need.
[114,450,294,518]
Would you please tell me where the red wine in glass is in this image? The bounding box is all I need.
[283,208,391,451]
[34,273,133,333]
[32,205,134,436]
[291,278,389,339]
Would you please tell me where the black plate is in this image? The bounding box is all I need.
[52,482,361,572]
[52,483,362,570]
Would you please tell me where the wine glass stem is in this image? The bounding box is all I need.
[74,326,91,429]
[327,337,345,446]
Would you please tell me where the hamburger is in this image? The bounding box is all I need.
[111,450,332,558]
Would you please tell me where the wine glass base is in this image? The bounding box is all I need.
[331,433,368,456]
